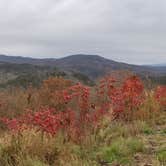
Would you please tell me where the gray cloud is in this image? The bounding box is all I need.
[0,0,166,64]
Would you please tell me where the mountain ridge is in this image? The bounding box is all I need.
[0,54,165,80]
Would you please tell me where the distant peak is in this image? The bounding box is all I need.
[62,54,101,58]
[59,54,111,61]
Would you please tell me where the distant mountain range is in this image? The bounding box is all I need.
[0,54,165,87]
[0,54,165,76]
[0,54,56,65]
[149,63,166,67]
[53,54,166,78]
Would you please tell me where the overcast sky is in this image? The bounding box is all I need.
[0,0,166,64]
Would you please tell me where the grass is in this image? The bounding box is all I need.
[156,149,166,164]
[142,125,155,135]
[0,120,165,166]
[0,114,166,166]
[0,115,165,166]
[98,137,145,165]
[19,157,49,166]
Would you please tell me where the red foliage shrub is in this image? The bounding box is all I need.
[1,108,76,137]
[97,75,144,120]
[1,118,21,132]
[122,76,144,109]
[39,77,72,110]
[2,75,164,142]
[154,86,166,107]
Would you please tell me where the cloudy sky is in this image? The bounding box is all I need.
[0,0,166,64]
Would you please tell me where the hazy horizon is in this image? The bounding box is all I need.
[0,0,166,65]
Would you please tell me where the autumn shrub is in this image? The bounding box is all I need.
[96,75,145,121]
[0,75,165,145]
[1,85,107,143]
[0,88,29,118]
[38,77,72,110]
[154,85,166,109]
